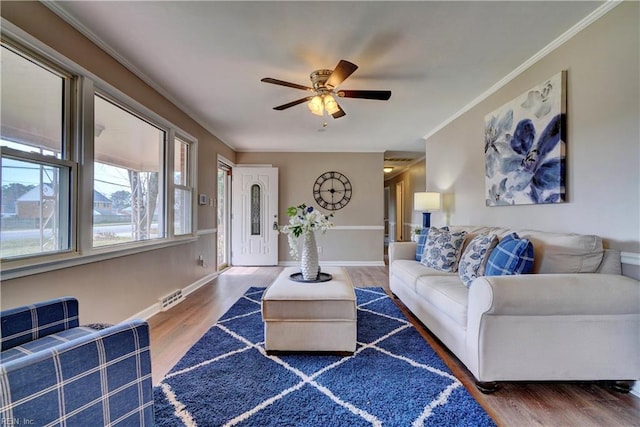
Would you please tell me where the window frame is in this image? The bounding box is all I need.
[0,146,77,259]
[0,29,198,280]
[172,134,196,237]
[91,90,169,248]
[0,37,78,265]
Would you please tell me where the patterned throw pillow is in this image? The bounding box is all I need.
[485,233,534,276]
[420,227,467,272]
[414,226,449,261]
[458,233,499,287]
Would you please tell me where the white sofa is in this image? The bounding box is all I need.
[389,225,640,392]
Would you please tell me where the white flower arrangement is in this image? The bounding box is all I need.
[279,203,334,259]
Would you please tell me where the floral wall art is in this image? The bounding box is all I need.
[485,71,566,206]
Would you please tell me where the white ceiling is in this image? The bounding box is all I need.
[50,1,604,154]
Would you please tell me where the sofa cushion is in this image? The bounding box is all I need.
[0,327,97,363]
[415,275,469,327]
[1,297,80,351]
[391,259,453,292]
[516,229,603,274]
[458,233,499,287]
[420,227,467,272]
[485,233,534,276]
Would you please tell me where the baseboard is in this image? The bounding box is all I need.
[183,272,219,297]
[127,301,160,322]
[279,260,386,267]
[126,271,218,321]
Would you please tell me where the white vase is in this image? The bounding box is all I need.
[300,231,319,280]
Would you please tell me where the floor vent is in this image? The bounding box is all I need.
[160,289,184,311]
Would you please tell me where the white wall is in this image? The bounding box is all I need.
[424,2,639,255]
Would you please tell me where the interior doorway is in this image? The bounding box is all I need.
[395,181,404,241]
[384,186,390,243]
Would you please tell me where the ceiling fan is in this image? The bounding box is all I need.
[261,60,391,119]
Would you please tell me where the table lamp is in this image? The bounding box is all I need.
[414,192,441,228]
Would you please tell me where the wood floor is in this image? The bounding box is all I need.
[148,266,640,426]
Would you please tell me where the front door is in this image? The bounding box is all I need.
[231,166,278,266]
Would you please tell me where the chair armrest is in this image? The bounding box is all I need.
[389,241,418,264]
[0,319,154,425]
[469,273,640,317]
[1,297,79,351]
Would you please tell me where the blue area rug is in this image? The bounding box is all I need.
[154,287,495,426]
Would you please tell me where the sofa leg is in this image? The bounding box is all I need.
[475,381,499,394]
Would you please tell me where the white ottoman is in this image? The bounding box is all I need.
[261,267,357,353]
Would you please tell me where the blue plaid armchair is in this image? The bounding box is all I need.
[0,297,154,425]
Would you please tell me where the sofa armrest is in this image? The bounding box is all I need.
[1,297,79,351]
[465,274,640,382]
[0,319,154,425]
[389,241,418,264]
[469,274,640,317]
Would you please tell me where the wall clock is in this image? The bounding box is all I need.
[313,171,352,210]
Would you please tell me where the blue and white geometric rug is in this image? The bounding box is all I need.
[154,287,495,426]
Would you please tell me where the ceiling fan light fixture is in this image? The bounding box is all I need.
[262,60,391,119]
[323,94,340,115]
[308,95,324,116]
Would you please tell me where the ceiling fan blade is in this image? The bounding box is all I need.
[273,96,314,111]
[337,90,392,101]
[325,60,358,89]
[331,104,346,119]
[261,77,313,92]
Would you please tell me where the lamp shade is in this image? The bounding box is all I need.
[414,192,441,211]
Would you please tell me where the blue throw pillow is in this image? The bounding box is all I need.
[485,233,534,276]
[415,228,430,261]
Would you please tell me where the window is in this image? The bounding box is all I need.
[0,36,197,277]
[0,44,65,157]
[174,137,192,236]
[250,184,261,236]
[93,94,166,247]
[0,42,73,259]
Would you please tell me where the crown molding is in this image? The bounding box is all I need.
[423,0,623,141]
